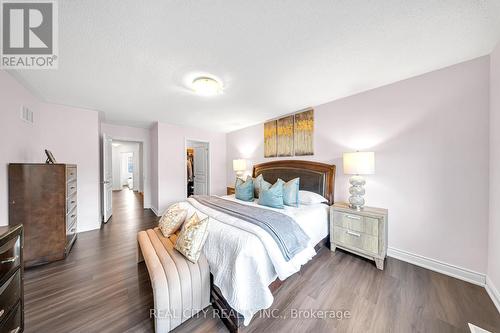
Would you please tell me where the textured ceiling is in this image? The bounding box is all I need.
[10,0,500,132]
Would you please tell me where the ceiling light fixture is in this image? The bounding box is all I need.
[191,76,222,96]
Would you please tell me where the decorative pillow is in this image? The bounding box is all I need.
[175,213,210,263]
[282,177,300,207]
[235,175,254,201]
[258,179,284,209]
[158,203,188,237]
[253,174,271,198]
[298,190,328,205]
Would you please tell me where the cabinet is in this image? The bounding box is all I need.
[8,164,78,267]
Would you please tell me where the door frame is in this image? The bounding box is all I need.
[184,138,210,197]
[108,136,148,208]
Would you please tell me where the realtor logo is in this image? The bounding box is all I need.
[1,0,58,69]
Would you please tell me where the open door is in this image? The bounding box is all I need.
[193,145,208,195]
[102,133,113,222]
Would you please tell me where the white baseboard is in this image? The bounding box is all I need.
[387,247,486,286]
[150,206,160,217]
[486,276,500,314]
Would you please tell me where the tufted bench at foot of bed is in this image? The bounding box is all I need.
[137,227,211,333]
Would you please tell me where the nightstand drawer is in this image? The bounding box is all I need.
[333,211,379,237]
[333,226,379,254]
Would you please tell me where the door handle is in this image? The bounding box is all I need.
[1,256,18,264]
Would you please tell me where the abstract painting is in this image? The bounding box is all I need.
[277,115,294,157]
[264,120,277,157]
[294,109,314,156]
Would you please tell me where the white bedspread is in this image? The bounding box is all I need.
[176,195,329,325]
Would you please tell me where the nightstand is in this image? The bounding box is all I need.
[330,203,388,270]
[226,187,235,195]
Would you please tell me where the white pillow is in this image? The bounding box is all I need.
[298,190,328,205]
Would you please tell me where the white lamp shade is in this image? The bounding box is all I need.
[232,159,247,172]
[343,152,375,175]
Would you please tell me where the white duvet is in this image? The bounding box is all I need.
[176,195,329,325]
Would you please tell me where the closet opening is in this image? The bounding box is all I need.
[186,140,210,197]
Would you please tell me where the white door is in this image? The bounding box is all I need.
[102,133,113,222]
[193,145,208,195]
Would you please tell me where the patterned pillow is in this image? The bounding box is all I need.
[283,177,300,207]
[158,203,188,237]
[258,179,285,209]
[253,174,271,198]
[235,176,254,201]
[175,213,210,263]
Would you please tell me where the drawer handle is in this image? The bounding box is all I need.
[345,214,361,220]
[346,230,361,237]
[0,309,4,317]
[71,214,76,218]
[0,256,18,264]
[71,228,76,232]
[10,327,20,333]
[70,186,76,190]
[71,201,76,204]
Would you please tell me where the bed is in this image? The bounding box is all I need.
[179,160,336,332]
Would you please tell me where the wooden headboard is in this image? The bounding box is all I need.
[253,160,336,205]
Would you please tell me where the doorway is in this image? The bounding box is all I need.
[111,140,143,192]
[186,140,209,197]
[102,136,145,223]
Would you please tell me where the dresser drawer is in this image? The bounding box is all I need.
[0,236,21,284]
[66,167,77,183]
[66,194,77,215]
[67,180,77,197]
[333,226,379,254]
[0,301,22,333]
[0,269,21,322]
[333,211,379,237]
[66,209,77,231]
[67,219,77,237]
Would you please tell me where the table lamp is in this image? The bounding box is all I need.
[343,151,375,210]
[233,159,247,178]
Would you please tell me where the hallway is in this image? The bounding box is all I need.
[111,187,145,222]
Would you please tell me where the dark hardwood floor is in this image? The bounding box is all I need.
[24,189,500,333]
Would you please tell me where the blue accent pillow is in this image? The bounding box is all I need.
[258,179,284,209]
[253,174,271,198]
[282,177,300,207]
[235,176,254,201]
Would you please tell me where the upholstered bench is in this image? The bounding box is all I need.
[137,227,211,333]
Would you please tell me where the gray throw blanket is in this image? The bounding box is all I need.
[191,195,310,261]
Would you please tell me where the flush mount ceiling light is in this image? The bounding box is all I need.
[191,76,223,96]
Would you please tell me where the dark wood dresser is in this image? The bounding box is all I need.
[0,224,24,333]
[8,164,78,267]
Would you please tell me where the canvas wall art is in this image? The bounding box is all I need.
[263,108,314,157]
[277,115,294,157]
[294,109,314,156]
[264,120,277,157]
